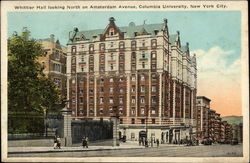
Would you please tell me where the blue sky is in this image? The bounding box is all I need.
[8,11,242,116]
[8,11,240,60]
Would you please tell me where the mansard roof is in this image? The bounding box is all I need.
[169,34,178,44]
[68,23,166,43]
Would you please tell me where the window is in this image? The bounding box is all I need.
[79,88,83,95]
[131,132,135,139]
[110,53,114,60]
[131,41,136,49]
[72,98,76,104]
[120,118,123,124]
[142,62,145,68]
[152,74,157,81]
[119,88,124,93]
[119,64,124,71]
[131,63,136,71]
[72,57,76,64]
[131,75,136,81]
[119,53,124,61]
[81,65,84,72]
[131,52,136,60]
[100,108,103,115]
[109,87,113,93]
[142,52,145,58]
[119,97,123,104]
[100,55,105,62]
[119,108,123,115]
[81,56,85,62]
[109,28,114,36]
[131,108,135,115]
[110,42,114,48]
[100,64,105,72]
[100,97,104,104]
[152,85,156,92]
[89,77,94,83]
[131,119,135,124]
[89,88,94,94]
[152,96,157,104]
[79,97,83,104]
[141,96,145,104]
[152,119,156,124]
[141,119,145,124]
[131,86,136,92]
[151,64,156,70]
[109,77,114,82]
[151,39,157,48]
[89,66,94,72]
[151,51,156,59]
[109,97,113,104]
[110,64,114,70]
[142,41,145,47]
[71,88,76,95]
[131,96,136,103]
[141,85,145,92]
[151,109,156,115]
[99,43,105,51]
[140,74,145,81]
[119,41,125,49]
[89,55,94,64]
[89,44,94,52]
[119,76,124,82]
[100,77,104,83]
[141,108,145,114]
[72,78,76,84]
[71,46,76,53]
[89,97,94,103]
[89,109,94,115]
[100,87,104,92]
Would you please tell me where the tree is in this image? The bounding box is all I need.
[8,28,60,133]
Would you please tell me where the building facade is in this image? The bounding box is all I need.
[38,34,67,99]
[66,17,197,143]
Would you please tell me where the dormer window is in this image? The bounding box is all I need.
[110,28,114,36]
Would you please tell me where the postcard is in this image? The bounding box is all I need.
[1,0,249,162]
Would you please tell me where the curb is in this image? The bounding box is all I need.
[8,147,145,154]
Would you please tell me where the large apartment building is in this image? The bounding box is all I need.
[66,17,197,143]
[38,34,67,99]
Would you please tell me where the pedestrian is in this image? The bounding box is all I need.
[53,135,57,149]
[151,138,153,147]
[56,136,61,149]
[86,137,89,148]
[156,139,159,147]
[82,137,86,148]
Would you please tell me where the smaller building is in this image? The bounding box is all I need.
[38,34,67,99]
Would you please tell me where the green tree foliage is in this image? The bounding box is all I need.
[8,28,60,115]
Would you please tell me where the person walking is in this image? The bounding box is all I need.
[53,135,57,149]
[82,137,86,148]
[56,136,61,149]
[156,139,159,148]
[86,137,89,148]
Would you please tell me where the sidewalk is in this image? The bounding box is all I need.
[8,141,189,154]
[8,142,145,154]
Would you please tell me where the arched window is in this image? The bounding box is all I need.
[151,39,157,48]
[131,41,136,49]
[99,43,105,51]
[71,46,76,53]
[119,41,125,49]
[89,44,94,53]
[151,51,157,59]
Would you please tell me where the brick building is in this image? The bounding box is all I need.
[38,34,67,99]
[66,17,197,143]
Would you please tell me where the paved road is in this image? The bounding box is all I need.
[8,144,242,157]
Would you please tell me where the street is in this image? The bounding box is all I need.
[8,144,242,157]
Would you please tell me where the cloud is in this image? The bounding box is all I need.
[191,46,241,84]
[191,46,242,116]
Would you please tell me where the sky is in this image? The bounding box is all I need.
[8,11,242,117]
